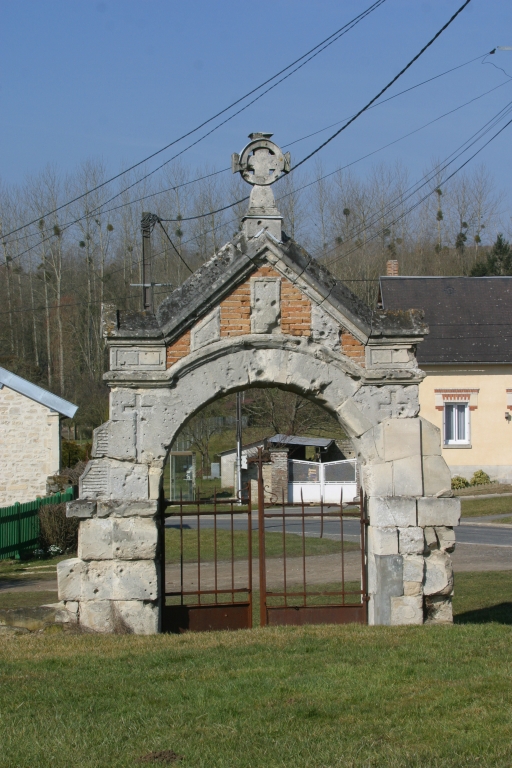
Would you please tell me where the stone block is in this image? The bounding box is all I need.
[103,420,137,461]
[79,600,115,633]
[310,304,340,350]
[423,550,453,596]
[368,526,398,556]
[112,518,158,560]
[362,462,393,496]
[250,277,281,333]
[113,561,158,601]
[402,554,424,583]
[353,384,420,424]
[109,462,149,500]
[66,500,97,518]
[398,527,424,555]
[368,496,416,527]
[425,595,453,624]
[420,417,442,456]
[82,561,114,600]
[390,595,423,625]
[424,527,438,551]
[404,581,422,596]
[382,418,421,461]
[191,307,220,351]
[417,497,460,527]
[369,554,403,626]
[435,526,456,552]
[97,500,158,518]
[337,398,374,438]
[78,519,113,560]
[422,455,452,497]
[80,458,149,501]
[393,455,423,496]
[57,558,85,601]
[148,467,162,500]
[115,601,159,634]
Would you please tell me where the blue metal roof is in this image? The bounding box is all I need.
[0,367,78,418]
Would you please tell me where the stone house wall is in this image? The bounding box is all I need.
[0,387,60,506]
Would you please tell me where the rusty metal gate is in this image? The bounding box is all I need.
[162,449,368,633]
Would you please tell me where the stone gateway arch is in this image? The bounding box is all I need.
[59,134,459,633]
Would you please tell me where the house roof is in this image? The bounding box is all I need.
[0,367,78,418]
[379,276,512,364]
[218,434,334,456]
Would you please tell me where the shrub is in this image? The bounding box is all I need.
[451,475,469,490]
[38,503,79,553]
[470,470,491,486]
[61,441,91,468]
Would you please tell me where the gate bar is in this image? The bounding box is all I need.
[257,448,267,627]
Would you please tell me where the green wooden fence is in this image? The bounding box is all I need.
[0,487,76,560]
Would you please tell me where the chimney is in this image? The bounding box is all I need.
[386,259,399,276]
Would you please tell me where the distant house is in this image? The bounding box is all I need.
[219,434,357,503]
[379,273,512,484]
[0,367,77,506]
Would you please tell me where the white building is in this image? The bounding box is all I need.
[0,367,77,506]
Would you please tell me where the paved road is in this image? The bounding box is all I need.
[165,512,512,548]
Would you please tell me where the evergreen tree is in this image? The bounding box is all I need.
[470,233,512,276]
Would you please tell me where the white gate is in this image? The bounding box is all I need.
[288,459,358,503]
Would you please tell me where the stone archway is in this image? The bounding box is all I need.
[58,135,460,633]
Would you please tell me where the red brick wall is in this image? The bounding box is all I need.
[166,330,191,368]
[341,330,366,367]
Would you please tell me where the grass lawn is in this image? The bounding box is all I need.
[460,495,512,517]
[0,572,511,767]
[164,528,357,563]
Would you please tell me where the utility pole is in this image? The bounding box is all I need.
[131,212,172,313]
[141,212,159,311]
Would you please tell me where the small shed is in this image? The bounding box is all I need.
[0,367,77,506]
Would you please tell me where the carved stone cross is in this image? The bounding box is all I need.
[122,395,153,459]
[247,147,277,184]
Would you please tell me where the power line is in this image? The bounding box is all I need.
[0,0,386,242]
[2,47,497,251]
[292,0,474,172]
[157,220,193,274]
[325,114,512,269]
[2,115,511,321]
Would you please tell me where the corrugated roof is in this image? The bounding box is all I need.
[0,367,78,418]
[267,434,333,448]
[218,434,334,456]
[380,276,512,364]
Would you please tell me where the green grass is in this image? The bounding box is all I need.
[0,590,57,610]
[164,528,356,563]
[453,571,512,624]
[0,572,511,766]
[460,495,512,517]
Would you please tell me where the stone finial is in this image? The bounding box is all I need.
[232,133,291,241]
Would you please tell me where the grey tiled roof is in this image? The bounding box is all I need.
[380,276,512,364]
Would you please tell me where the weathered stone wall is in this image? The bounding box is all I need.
[0,387,60,506]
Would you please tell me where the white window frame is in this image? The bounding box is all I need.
[443,401,471,446]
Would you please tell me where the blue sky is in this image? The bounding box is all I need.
[1,1,511,209]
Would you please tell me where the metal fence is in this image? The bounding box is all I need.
[0,487,75,560]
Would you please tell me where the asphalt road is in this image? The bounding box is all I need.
[165,512,512,548]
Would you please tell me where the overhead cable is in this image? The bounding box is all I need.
[1,0,386,241]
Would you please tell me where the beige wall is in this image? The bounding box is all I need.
[419,365,512,483]
[0,386,61,506]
